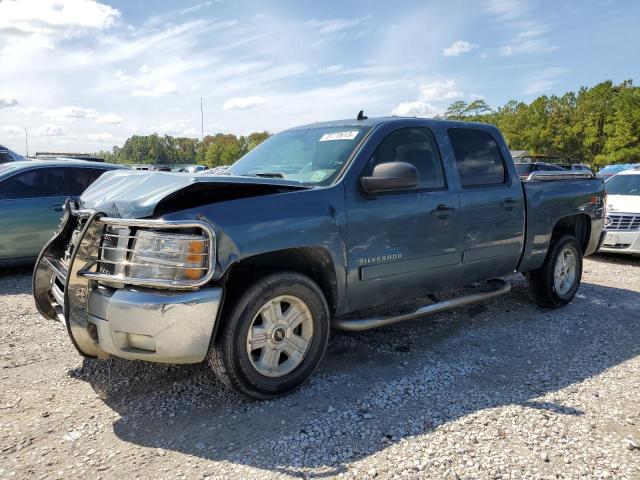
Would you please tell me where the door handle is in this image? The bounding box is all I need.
[501,197,517,211]
[431,204,455,219]
[51,204,64,212]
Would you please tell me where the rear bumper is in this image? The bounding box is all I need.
[33,201,222,364]
[599,230,640,255]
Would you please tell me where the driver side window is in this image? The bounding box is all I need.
[369,127,446,190]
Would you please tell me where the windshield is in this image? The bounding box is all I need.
[228,125,371,185]
[605,174,640,196]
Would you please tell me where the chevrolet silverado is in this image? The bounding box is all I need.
[33,116,605,399]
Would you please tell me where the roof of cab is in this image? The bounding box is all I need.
[0,159,124,180]
[289,116,497,131]
[3,159,123,170]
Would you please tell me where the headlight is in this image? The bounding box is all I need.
[128,230,209,282]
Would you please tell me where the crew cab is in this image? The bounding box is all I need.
[33,116,605,399]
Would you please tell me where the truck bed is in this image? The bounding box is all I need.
[518,173,605,273]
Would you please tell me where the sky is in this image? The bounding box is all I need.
[0,0,639,154]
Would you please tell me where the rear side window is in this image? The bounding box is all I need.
[0,168,68,199]
[369,127,446,190]
[69,168,108,196]
[448,128,507,187]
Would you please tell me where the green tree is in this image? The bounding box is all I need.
[444,100,469,120]
[442,79,640,168]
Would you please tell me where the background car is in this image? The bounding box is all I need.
[596,163,638,179]
[599,167,640,256]
[205,165,229,175]
[0,160,124,266]
[0,144,25,163]
[566,163,593,174]
[515,162,565,178]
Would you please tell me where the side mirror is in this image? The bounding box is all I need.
[360,162,418,194]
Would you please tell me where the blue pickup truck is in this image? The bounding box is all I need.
[33,116,604,399]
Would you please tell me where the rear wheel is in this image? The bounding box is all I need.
[208,272,330,399]
[527,235,582,308]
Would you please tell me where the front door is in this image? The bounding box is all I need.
[446,127,525,283]
[344,126,462,312]
[0,168,69,261]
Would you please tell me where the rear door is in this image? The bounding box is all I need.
[0,167,70,261]
[344,125,462,310]
[447,127,525,283]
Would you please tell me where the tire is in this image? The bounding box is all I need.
[527,235,583,308]
[208,272,330,399]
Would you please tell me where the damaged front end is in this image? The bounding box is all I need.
[33,200,223,363]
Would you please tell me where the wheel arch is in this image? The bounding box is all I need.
[550,213,591,253]
[212,247,340,340]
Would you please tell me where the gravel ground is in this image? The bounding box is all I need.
[1,254,639,480]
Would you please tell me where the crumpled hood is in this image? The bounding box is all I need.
[607,195,640,214]
[80,169,306,218]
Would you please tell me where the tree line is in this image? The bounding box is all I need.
[95,131,270,167]
[443,80,639,168]
[95,80,638,169]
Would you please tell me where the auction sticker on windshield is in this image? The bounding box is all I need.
[319,131,360,141]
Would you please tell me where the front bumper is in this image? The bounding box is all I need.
[88,286,221,363]
[599,230,640,255]
[33,202,222,363]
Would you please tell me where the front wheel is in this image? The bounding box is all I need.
[208,272,330,399]
[527,235,583,308]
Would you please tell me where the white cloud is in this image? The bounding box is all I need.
[391,101,441,117]
[318,64,344,74]
[35,124,66,136]
[146,1,216,27]
[84,132,116,142]
[417,80,463,101]
[485,0,556,55]
[303,18,363,34]
[179,1,215,16]
[0,125,23,135]
[148,120,197,137]
[0,94,19,108]
[139,64,150,73]
[0,0,119,36]
[443,40,478,57]
[222,96,266,110]
[523,67,567,95]
[132,79,179,97]
[97,113,123,125]
[391,80,465,118]
[484,0,527,21]
[42,106,97,120]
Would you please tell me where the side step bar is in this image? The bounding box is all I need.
[332,279,510,332]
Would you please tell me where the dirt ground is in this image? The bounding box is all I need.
[1,254,639,479]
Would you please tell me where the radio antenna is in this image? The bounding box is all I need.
[200,97,205,163]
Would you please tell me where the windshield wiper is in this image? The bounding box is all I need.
[254,172,285,179]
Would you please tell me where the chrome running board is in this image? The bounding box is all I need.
[332,279,510,332]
